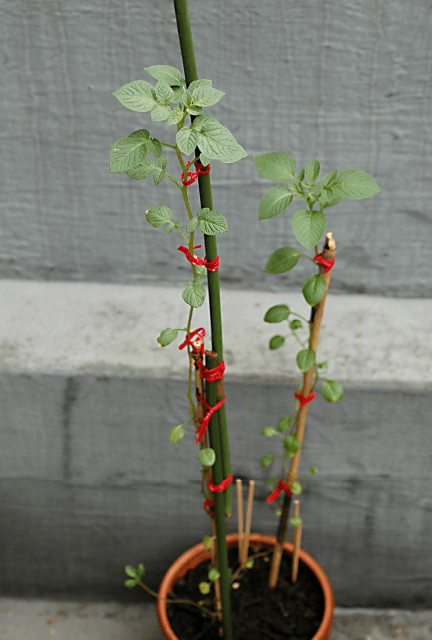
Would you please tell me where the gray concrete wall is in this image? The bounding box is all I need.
[2,0,431,296]
[1,0,432,609]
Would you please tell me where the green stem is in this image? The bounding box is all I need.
[173,1,232,638]
[137,580,217,618]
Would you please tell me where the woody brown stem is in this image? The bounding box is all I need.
[269,232,337,590]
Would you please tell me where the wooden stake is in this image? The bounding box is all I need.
[291,500,302,583]
[236,479,244,567]
[269,232,337,590]
[241,481,255,568]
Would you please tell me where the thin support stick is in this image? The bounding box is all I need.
[269,232,337,590]
[211,519,223,633]
[291,500,302,583]
[236,479,244,567]
[241,480,255,568]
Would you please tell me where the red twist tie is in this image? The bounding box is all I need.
[181,171,198,186]
[313,253,335,273]
[204,499,215,517]
[195,161,211,175]
[196,359,225,382]
[208,472,233,493]
[195,395,226,445]
[267,480,293,504]
[177,246,220,272]
[294,389,316,408]
[178,328,206,355]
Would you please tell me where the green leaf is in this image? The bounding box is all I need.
[155,80,174,105]
[125,566,137,578]
[153,155,167,185]
[146,206,173,229]
[258,186,293,221]
[321,380,344,402]
[124,579,138,588]
[182,281,206,308]
[144,65,186,88]
[266,477,277,485]
[289,319,302,331]
[289,516,302,528]
[157,328,178,347]
[167,107,184,126]
[296,169,305,182]
[291,209,327,251]
[203,535,213,550]
[151,103,171,122]
[317,170,338,189]
[191,114,247,163]
[113,81,157,113]
[253,152,296,182]
[187,105,203,116]
[176,127,199,155]
[191,86,225,107]
[262,426,277,437]
[291,481,302,495]
[269,335,285,350]
[171,87,185,103]
[199,153,211,167]
[277,416,292,432]
[284,435,301,455]
[199,582,211,595]
[208,569,220,582]
[126,159,155,180]
[169,425,185,443]
[323,193,345,209]
[198,447,216,466]
[166,224,175,233]
[110,131,152,173]
[330,169,381,200]
[149,138,162,158]
[310,466,318,475]
[137,564,145,576]
[296,348,316,373]
[186,218,200,233]
[181,89,192,107]
[305,158,320,185]
[302,275,326,306]
[264,247,301,274]
[261,454,274,468]
[188,79,212,92]
[198,208,228,235]
[264,304,290,323]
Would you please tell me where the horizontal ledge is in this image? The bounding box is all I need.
[0,280,430,385]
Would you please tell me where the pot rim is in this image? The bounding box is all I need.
[157,533,335,640]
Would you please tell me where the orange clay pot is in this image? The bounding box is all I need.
[157,533,335,640]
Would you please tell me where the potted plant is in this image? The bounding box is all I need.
[110,1,381,638]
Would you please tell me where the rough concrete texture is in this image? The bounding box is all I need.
[0,281,431,385]
[1,599,432,640]
[2,0,432,297]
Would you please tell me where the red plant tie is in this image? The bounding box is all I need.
[204,498,215,517]
[267,480,293,504]
[181,160,211,185]
[208,472,233,493]
[195,395,226,445]
[196,359,225,382]
[313,253,335,273]
[294,389,316,408]
[178,328,206,355]
[177,246,219,272]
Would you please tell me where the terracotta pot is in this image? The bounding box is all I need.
[157,533,335,640]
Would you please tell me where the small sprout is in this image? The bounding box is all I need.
[290,515,302,528]
[310,466,318,475]
[246,559,254,569]
[199,582,211,595]
[262,426,277,437]
[291,481,303,495]
[277,416,292,432]
[289,319,302,331]
[208,568,220,582]
[203,535,213,550]
[276,509,282,516]
[261,454,274,468]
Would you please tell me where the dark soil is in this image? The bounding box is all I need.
[166,543,325,640]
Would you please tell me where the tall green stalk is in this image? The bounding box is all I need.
[173,1,232,638]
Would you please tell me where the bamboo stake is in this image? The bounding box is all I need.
[241,480,255,568]
[269,232,337,590]
[236,479,244,567]
[291,500,302,583]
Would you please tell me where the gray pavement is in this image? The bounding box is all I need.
[1,598,432,640]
